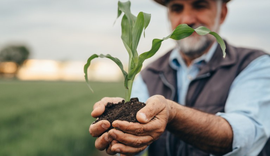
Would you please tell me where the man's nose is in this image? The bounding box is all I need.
[181,9,196,28]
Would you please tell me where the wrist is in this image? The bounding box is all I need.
[166,99,177,125]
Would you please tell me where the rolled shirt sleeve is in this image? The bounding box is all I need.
[216,55,270,156]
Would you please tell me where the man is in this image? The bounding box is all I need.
[90,0,270,155]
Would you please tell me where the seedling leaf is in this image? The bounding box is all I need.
[84,54,128,90]
[194,26,226,58]
[194,26,211,35]
[170,24,195,40]
[84,1,227,101]
[209,32,226,58]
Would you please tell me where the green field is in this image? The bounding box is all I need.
[0,80,126,156]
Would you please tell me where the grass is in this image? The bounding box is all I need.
[0,80,126,156]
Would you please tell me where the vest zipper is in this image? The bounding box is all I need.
[158,72,176,100]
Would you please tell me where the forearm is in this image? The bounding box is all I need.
[167,100,233,155]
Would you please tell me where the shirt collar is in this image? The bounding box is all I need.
[169,42,218,70]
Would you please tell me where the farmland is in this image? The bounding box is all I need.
[0,80,125,156]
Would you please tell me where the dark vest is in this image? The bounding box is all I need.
[141,42,269,156]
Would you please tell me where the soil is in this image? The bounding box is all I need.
[93,98,146,130]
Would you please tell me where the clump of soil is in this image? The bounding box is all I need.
[93,98,146,129]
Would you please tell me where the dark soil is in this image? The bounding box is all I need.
[93,98,146,130]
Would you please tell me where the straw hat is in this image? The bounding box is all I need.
[154,0,230,6]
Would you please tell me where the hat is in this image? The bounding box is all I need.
[154,0,230,6]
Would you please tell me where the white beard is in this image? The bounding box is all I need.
[176,33,213,57]
[174,0,222,58]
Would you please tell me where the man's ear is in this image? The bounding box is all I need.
[220,3,228,24]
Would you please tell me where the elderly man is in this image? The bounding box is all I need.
[90,0,270,155]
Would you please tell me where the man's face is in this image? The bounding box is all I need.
[167,0,226,57]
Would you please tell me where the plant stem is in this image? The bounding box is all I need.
[125,77,135,102]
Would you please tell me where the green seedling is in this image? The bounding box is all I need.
[84,0,226,102]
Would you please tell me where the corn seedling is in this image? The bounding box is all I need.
[84,1,226,102]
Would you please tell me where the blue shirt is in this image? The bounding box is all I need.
[131,43,270,156]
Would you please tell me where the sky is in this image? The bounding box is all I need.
[1,0,270,64]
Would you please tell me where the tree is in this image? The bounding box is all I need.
[0,45,30,77]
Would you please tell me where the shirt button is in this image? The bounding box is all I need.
[188,75,193,80]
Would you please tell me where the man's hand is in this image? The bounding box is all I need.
[105,94,233,155]
[106,95,176,155]
[89,97,124,155]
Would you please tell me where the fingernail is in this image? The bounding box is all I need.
[101,124,107,129]
[115,149,120,153]
[110,132,116,139]
[139,112,147,122]
[115,122,120,128]
[104,135,110,142]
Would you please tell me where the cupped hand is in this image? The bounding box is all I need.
[89,97,124,154]
[106,95,176,155]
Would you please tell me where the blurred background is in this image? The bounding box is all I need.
[0,0,269,156]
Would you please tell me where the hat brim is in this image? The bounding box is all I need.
[154,0,230,6]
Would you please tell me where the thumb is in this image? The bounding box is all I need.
[136,95,165,124]
[136,111,149,124]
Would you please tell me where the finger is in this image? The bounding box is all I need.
[110,142,147,155]
[106,140,118,155]
[112,118,165,136]
[89,120,110,137]
[95,132,112,150]
[92,97,124,118]
[91,101,105,118]
[108,129,153,147]
[136,95,166,123]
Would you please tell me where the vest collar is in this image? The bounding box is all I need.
[198,41,237,75]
